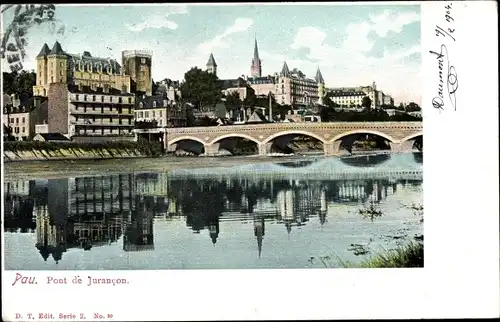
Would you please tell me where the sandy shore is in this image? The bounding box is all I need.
[2,155,315,181]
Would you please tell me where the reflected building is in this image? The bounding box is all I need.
[253,216,265,258]
[318,189,328,226]
[123,196,154,252]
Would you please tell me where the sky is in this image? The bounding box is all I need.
[2,3,421,104]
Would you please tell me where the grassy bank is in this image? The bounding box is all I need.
[340,242,424,268]
[3,140,164,161]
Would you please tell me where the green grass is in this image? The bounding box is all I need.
[339,242,424,268]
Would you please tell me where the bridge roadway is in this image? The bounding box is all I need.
[164,121,423,156]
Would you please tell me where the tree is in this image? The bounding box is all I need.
[180,67,222,110]
[243,90,257,108]
[397,102,405,110]
[361,96,372,109]
[405,102,421,112]
[2,70,36,100]
[225,91,241,110]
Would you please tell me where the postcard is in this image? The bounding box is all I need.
[1,2,498,321]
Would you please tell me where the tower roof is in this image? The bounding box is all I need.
[206,53,217,67]
[36,43,51,58]
[315,67,325,84]
[49,41,65,55]
[253,37,260,60]
[280,61,290,77]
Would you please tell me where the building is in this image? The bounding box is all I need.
[276,62,320,106]
[221,77,254,101]
[3,94,48,141]
[33,41,132,97]
[47,83,135,141]
[122,50,153,96]
[328,88,366,107]
[382,93,395,106]
[246,75,278,97]
[206,53,217,76]
[328,81,387,109]
[250,37,262,77]
[135,93,187,127]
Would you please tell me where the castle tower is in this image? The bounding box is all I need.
[122,50,153,96]
[46,41,68,86]
[206,53,217,76]
[315,66,325,105]
[250,37,262,77]
[34,43,51,96]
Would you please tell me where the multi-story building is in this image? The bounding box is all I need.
[33,41,132,97]
[48,83,136,141]
[382,93,395,106]
[276,62,320,106]
[220,77,254,101]
[246,75,277,97]
[135,94,187,128]
[3,94,48,141]
[328,88,366,107]
[122,50,153,96]
[328,81,386,109]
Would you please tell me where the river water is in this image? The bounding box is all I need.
[3,152,423,270]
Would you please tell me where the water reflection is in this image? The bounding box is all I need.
[340,154,391,167]
[4,168,422,268]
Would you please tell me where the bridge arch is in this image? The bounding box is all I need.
[263,130,326,144]
[400,131,423,143]
[167,136,206,146]
[208,133,261,146]
[328,129,397,144]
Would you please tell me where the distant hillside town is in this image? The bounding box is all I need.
[2,39,421,143]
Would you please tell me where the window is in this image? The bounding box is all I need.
[139,112,143,118]
[22,127,25,133]
[22,117,25,123]
[92,95,95,101]
[84,95,87,101]
[128,97,132,104]
[159,111,162,117]
[118,97,122,103]
[109,117,112,122]
[16,118,19,124]
[51,77,54,83]
[152,111,155,117]
[145,111,149,118]
[60,70,63,76]
[139,102,143,108]
[92,106,95,111]
[152,101,157,108]
[101,96,104,102]
[110,97,113,103]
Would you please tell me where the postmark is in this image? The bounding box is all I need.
[1,4,57,72]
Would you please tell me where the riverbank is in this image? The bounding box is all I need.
[3,154,312,181]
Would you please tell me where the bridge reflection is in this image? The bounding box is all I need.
[4,169,422,264]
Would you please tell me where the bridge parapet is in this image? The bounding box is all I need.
[165,122,422,156]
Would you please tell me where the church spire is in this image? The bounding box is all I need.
[250,35,262,77]
[315,66,325,84]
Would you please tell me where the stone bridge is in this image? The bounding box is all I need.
[166,122,423,156]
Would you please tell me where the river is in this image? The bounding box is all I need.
[3,152,423,270]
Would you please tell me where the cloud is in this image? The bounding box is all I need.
[288,10,421,104]
[125,5,188,32]
[369,10,420,37]
[197,18,253,55]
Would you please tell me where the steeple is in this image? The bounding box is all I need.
[250,35,262,77]
[280,61,290,77]
[315,66,325,84]
[36,43,51,58]
[206,53,217,67]
[206,53,217,76]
